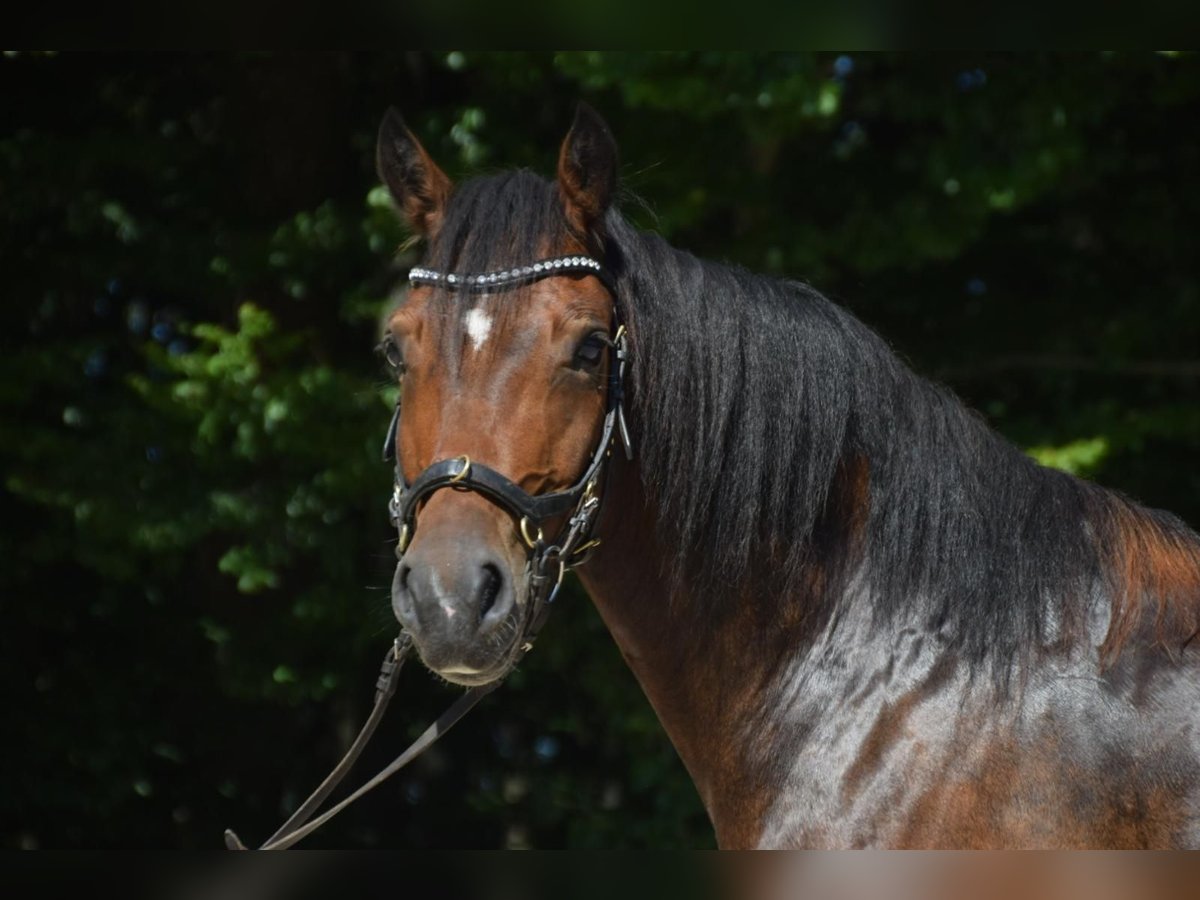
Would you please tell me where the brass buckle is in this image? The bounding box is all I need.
[571,539,601,559]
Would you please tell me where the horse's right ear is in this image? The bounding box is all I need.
[376,108,452,239]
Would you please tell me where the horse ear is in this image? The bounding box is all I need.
[557,103,618,246]
[376,108,452,239]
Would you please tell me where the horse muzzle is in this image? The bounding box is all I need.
[391,530,530,685]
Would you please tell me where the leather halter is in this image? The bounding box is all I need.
[223,254,631,850]
[384,254,632,633]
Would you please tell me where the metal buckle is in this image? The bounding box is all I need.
[388,482,403,523]
[545,559,567,605]
[571,538,601,559]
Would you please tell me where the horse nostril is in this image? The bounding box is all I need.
[477,562,502,621]
[392,561,416,627]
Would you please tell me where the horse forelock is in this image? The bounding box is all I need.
[410,171,579,358]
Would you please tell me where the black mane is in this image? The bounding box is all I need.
[419,170,1200,676]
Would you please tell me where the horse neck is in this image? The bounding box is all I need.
[575,436,992,848]
[577,452,830,848]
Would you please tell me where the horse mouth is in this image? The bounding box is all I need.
[414,593,531,687]
[424,636,522,686]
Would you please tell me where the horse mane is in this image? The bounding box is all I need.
[420,170,1200,676]
[605,213,1200,674]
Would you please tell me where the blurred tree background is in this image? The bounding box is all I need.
[2,52,1198,849]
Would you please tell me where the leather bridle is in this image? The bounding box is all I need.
[389,254,631,645]
[224,254,630,849]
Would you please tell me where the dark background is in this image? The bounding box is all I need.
[2,51,1198,848]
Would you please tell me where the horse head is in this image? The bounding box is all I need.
[376,105,626,686]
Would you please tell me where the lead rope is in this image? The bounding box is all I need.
[222,633,496,851]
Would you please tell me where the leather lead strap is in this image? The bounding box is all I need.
[222,634,496,851]
[259,636,409,844]
[231,682,498,851]
[223,638,410,850]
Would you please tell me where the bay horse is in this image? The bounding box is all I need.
[376,104,1200,848]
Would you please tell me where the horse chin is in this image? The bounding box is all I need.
[434,664,512,688]
[415,612,526,688]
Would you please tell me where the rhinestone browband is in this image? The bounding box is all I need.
[408,255,607,292]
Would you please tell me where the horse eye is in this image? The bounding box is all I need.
[378,338,406,376]
[574,334,607,368]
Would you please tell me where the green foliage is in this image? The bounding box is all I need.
[3,52,1199,849]
[1028,437,1110,477]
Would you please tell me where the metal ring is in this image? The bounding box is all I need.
[449,455,471,484]
[519,516,543,550]
[395,523,411,556]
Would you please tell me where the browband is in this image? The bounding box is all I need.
[408,255,615,294]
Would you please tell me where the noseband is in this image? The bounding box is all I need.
[384,253,632,646]
[224,254,631,850]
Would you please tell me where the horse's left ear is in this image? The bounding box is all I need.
[376,107,452,239]
[557,103,619,247]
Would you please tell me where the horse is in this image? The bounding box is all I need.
[375,104,1200,849]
